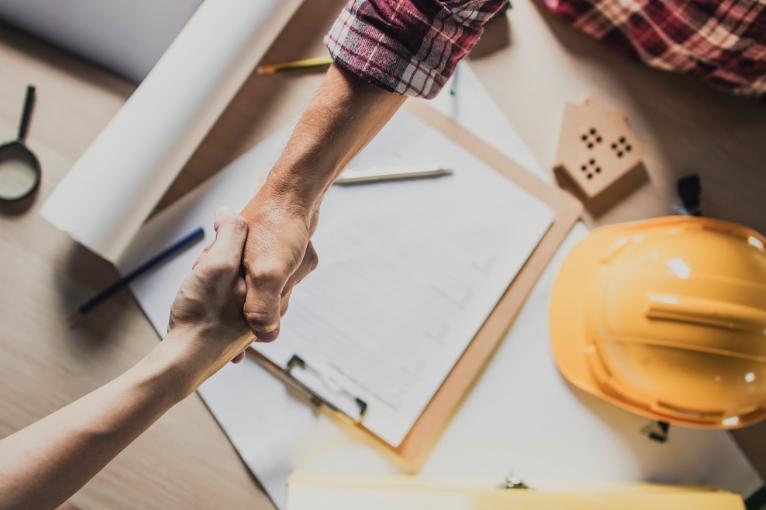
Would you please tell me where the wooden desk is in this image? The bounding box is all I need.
[469,1,766,476]
[0,2,764,508]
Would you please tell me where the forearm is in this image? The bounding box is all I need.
[0,334,196,510]
[234,1,508,338]
[246,64,406,215]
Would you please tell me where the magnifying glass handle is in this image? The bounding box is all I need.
[17,85,36,143]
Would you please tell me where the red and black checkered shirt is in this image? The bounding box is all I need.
[325,0,766,97]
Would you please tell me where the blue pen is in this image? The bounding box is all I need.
[70,226,205,320]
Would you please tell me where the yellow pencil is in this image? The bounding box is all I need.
[256,57,333,75]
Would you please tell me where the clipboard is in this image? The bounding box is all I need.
[249,100,582,468]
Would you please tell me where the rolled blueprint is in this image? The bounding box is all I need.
[41,0,303,262]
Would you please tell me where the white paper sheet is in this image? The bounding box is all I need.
[430,63,545,179]
[40,0,302,263]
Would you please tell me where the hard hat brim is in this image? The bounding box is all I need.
[549,227,614,403]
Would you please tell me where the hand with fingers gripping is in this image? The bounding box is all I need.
[167,207,254,376]
[238,188,319,343]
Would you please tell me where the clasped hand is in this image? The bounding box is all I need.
[166,192,318,384]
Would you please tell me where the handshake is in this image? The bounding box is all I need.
[165,188,319,391]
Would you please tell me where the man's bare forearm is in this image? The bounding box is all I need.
[257,64,406,212]
[237,65,405,340]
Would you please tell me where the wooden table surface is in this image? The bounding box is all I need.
[1,1,765,508]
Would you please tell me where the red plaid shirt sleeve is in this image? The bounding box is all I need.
[325,0,508,98]
[545,0,766,96]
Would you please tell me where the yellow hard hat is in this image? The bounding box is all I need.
[550,216,766,429]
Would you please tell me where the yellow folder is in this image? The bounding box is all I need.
[287,474,744,510]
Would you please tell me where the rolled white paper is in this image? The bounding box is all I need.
[0,0,204,82]
[41,0,303,262]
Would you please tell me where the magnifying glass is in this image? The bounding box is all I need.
[0,85,41,202]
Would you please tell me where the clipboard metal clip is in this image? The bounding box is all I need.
[286,354,369,423]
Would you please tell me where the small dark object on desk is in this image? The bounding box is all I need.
[0,85,41,203]
[676,174,702,216]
